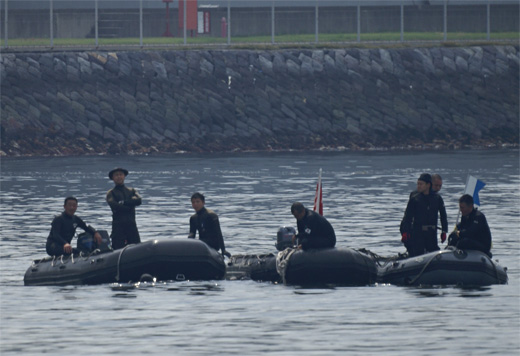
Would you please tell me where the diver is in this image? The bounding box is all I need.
[106,167,142,250]
[290,202,336,250]
[400,173,448,257]
[46,196,102,256]
[448,194,492,257]
[188,192,231,258]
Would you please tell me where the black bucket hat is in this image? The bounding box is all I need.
[108,167,129,180]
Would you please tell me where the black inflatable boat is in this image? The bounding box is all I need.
[377,247,508,286]
[227,247,378,286]
[277,247,378,286]
[24,239,226,286]
[226,253,280,282]
[226,246,508,287]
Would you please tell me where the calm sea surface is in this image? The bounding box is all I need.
[1,150,519,355]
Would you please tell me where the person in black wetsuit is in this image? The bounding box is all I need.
[290,202,336,250]
[46,197,102,256]
[106,167,142,250]
[188,192,231,258]
[448,194,492,257]
[400,173,448,257]
[431,174,443,193]
[408,173,443,197]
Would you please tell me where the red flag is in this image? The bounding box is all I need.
[313,168,323,215]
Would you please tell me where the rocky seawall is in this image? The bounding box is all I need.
[1,45,518,156]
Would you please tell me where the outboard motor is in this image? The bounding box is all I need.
[77,229,112,254]
[275,226,296,251]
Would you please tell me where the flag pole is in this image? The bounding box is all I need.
[453,174,469,231]
[313,168,323,215]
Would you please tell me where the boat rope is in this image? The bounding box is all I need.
[115,245,131,282]
[276,248,297,285]
[406,250,448,286]
[358,251,377,284]
[79,250,90,260]
[356,248,407,267]
[49,254,76,266]
[77,249,101,262]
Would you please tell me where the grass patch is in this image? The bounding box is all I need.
[3,31,518,49]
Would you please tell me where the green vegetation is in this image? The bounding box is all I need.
[3,32,518,49]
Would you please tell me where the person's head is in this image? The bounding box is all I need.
[416,173,432,194]
[459,194,474,217]
[63,196,78,216]
[291,202,306,220]
[191,192,205,212]
[108,168,128,185]
[432,174,443,192]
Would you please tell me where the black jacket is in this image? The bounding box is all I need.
[46,212,95,251]
[400,190,448,236]
[106,184,142,223]
[296,209,336,250]
[189,207,226,252]
[452,209,492,253]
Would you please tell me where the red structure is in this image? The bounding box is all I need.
[178,0,198,37]
[162,0,173,37]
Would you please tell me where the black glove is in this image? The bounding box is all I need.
[222,250,231,258]
[447,232,458,246]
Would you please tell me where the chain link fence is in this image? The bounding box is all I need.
[1,0,518,49]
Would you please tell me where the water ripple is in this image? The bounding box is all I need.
[1,150,519,355]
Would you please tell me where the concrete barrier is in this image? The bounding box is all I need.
[1,45,518,156]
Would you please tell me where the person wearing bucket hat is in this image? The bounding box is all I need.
[106,168,142,250]
[399,173,448,257]
[108,167,129,180]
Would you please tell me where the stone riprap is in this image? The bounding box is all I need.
[1,45,518,156]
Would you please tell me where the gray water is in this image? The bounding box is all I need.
[1,150,519,355]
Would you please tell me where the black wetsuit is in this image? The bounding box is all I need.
[449,209,492,256]
[400,191,448,257]
[106,184,142,250]
[46,212,96,256]
[188,207,226,253]
[296,208,336,250]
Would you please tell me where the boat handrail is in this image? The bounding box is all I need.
[406,249,453,285]
[115,244,132,282]
[77,249,101,261]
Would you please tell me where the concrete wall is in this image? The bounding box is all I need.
[1,45,518,156]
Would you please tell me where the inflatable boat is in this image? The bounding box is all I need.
[377,247,508,286]
[227,247,378,286]
[226,253,280,282]
[24,239,226,286]
[226,226,378,286]
[277,247,378,286]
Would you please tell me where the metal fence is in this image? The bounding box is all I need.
[1,0,518,49]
